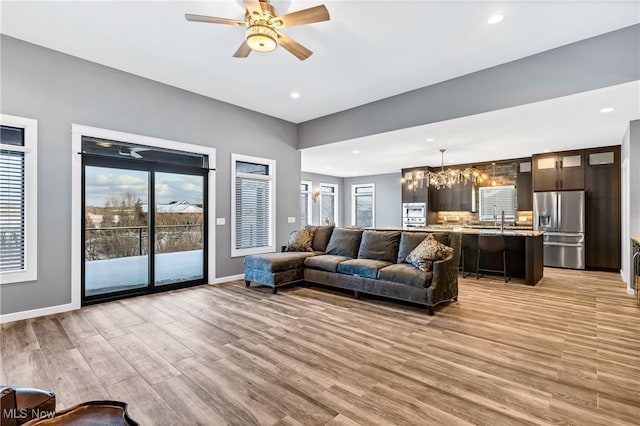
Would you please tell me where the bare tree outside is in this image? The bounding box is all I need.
[85,193,203,260]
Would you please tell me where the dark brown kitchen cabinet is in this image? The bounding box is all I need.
[584,146,620,270]
[429,183,474,211]
[401,168,428,203]
[533,151,584,191]
[516,161,532,211]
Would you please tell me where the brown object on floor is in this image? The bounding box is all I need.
[0,387,56,426]
[23,401,137,426]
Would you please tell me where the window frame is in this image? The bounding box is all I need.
[300,180,312,227]
[351,183,375,228]
[231,153,276,257]
[319,183,339,226]
[0,114,38,284]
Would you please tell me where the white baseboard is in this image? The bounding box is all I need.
[0,301,79,324]
[210,274,245,285]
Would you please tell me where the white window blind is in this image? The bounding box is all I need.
[231,155,275,257]
[0,149,25,272]
[0,115,38,284]
[479,185,516,221]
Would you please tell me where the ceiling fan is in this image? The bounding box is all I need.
[185,0,330,61]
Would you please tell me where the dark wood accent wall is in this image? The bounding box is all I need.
[584,146,621,270]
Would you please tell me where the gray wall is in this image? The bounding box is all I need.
[0,35,300,315]
[298,24,640,149]
[343,173,402,228]
[621,119,640,288]
[300,172,344,226]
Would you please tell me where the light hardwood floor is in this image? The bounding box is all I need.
[2,269,639,425]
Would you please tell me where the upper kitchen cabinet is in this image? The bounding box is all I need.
[533,151,584,191]
[401,168,428,203]
[516,160,533,211]
[429,183,474,211]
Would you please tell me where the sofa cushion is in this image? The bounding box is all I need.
[285,228,315,252]
[397,232,450,263]
[325,228,363,258]
[378,264,433,288]
[307,225,334,252]
[357,230,401,263]
[405,234,454,272]
[337,259,393,279]
[244,252,317,273]
[304,254,352,272]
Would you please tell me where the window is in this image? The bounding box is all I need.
[479,185,516,221]
[319,183,338,226]
[232,154,275,257]
[0,114,37,284]
[352,184,375,228]
[300,181,312,227]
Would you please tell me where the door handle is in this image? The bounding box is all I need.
[543,242,583,247]
[557,193,562,229]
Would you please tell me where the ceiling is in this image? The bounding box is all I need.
[1,1,638,176]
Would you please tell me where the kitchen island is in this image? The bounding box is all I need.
[416,226,544,285]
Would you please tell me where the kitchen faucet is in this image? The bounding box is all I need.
[500,211,505,232]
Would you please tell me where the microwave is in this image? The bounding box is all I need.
[402,202,426,218]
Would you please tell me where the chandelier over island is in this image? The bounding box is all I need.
[402,149,487,190]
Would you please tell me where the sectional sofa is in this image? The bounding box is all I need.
[244,227,461,315]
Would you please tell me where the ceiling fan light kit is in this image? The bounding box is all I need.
[246,24,278,52]
[186,0,330,61]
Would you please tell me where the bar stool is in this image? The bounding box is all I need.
[459,238,470,278]
[476,234,510,282]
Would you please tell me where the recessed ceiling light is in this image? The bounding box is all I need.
[449,160,455,163]
[352,150,360,154]
[325,166,331,170]
[290,91,301,99]
[543,149,551,153]
[426,138,435,142]
[352,171,358,174]
[488,14,504,24]
[600,107,615,113]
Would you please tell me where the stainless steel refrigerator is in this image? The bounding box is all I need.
[533,191,585,269]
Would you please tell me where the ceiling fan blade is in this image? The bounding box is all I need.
[275,5,329,28]
[185,14,245,26]
[233,40,252,58]
[243,0,263,17]
[276,31,312,61]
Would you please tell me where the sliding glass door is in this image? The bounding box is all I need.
[154,172,204,287]
[84,166,150,297]
[81,137,208,304]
